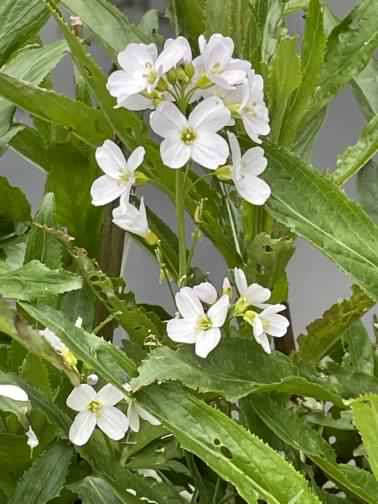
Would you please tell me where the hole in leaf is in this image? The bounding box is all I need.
[214,438,220,446]
[220,446,233,459]
[264,245,273,253]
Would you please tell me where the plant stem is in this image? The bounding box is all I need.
[176,169,187,285]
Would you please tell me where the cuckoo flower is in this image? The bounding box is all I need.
[66,383,129,446]
[167,286,229,358]
[91,140,145,206]
[234,267,271,312]
[227,132,271,205]
[150,96,231,169]
[244,304,290,354]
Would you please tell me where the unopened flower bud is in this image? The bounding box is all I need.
[144,230,159,247]
[134,171,150,186]
[87,374,99,386]
[184,63,195,80]
[243,310,258,325]
[215,164,232,181]
[196,74,212,89]
[166,69,178,84]
[177,67,189,83]
[222,277,232,297]
[156,78,169,92]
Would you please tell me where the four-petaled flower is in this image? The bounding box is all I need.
[228,132,271,205]
[234,267,271,311]
[150,97,231,169]
[91,140,145,206]
[66,383,129,446]
[244,304,290,354]
[112,194,159,245]
[194,34,250,90]
[167,286,229,358]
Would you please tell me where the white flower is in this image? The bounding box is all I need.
[223,70,270,144]
[167,287,229,358]
[87,374,99,386]
[150,96,231,169]
[193,282,218,304]
[66,383,129,446]
[228,132,271,205]
[234,267,271,309]
[107,38,190,107]
[91,140,145,206]
[194,34,250,90]
[0,384,28,402]
[245,304,290,354]
[112,195,159,245]
[26,426,39,450]
[127,399,161,433]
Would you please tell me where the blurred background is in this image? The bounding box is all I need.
[2,0,376,337]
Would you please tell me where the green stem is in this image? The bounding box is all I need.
[176,169,187,285]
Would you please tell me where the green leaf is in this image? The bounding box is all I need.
[295,286,374,364]
[132,341,343,406]
[314,0,378,115]
[281,0,326,144]
[19,302,137,378]
[0,72,112,146]
[139,383,321,504]
[353,58,378,120]
[0,395,30,428]
[0,260,82,301]
[252,395,378,504]
[24,193,63,269]
[268,37,302,141]
[0,177,31,238]
[9,442,73,504]
[332,113,378,186]
[168,0,206,46]
[0,40,68,138]
[351,395,378,480]
[343,321,374,376]
[358,161,378,223]
[60,0,152,58]
[0,1,48,65]
[263,142,378,301]
[68,476,131,504]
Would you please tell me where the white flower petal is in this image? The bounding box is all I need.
[242,115,270,144]
[245,283,271,307]
[127,402,140,433]
[119,93,154,111]
[241,147,267,176]
[167,318,197,343]
[234,268,248,295]
[193,282,218,305]
[118,43,157,73]
[195,328,221,358]
[228,132,242,168]
[69,411,96,446]
[252,316,264,337]
[95,140,126,178]
[160,137,191,169]
[175,287,204,318]
[127,146,145,172]
[235,175,271,205]
[189,97,231,132]
[106,71,146,101]
[150,102,187,138]
[255,331,271,354]
[91,175,126,207]
[157,37,191,72]
[208,295,229,327]
[0,385,28,402]
[96,383,124,407]
[192,133,229,169]
[112,198,149,237]
[26,426,39,450]
[97,406,129,440]
[134,403,161,426]
[66,384,96,412]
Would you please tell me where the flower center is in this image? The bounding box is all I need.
[233,296,250,316]
[119,170,131,184]
[211,62,223,75]
[181,127,197,145]
[144,63,158,85]
[243,310,259,326]
[88,400,103,414]
[197,315,213,331]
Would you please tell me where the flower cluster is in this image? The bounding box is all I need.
[90,33,271,243]
[167,268,289,358]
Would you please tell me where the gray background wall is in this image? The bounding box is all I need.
[2,0,376,337]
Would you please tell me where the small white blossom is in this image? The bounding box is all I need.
[228,132,271,205]
[26,426,39,450]
[112,195,159,245]
[167,286,229,358]
[91,140,145,206]
[127,399,161,433]
[194,34,250,90]
[193,282,218,305]
[246,304,290,354]
[222,70,270,143]
[234,267,271,308]
[66,383,129,446]
[87,374,99,386]
[107,38,190,107]
[0,384,28,402]
[150,96,231,169]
